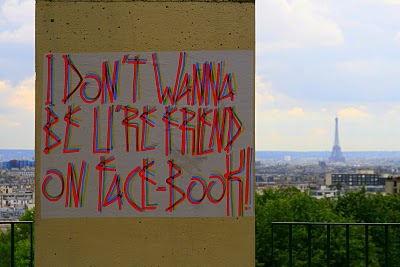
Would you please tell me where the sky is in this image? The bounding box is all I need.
[0,0,400,151]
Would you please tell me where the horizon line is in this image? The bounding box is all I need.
[2,149,400,153]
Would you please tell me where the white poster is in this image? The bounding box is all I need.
[40,50,254,218]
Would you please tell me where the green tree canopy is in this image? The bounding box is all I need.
[0,208,34,267]
[255,188,395,266]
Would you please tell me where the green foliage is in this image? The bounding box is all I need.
[334,191,400,266]
[0,229,11,267]
[0,208,34,267]
[15,239,32,266]
[255,188,399,266]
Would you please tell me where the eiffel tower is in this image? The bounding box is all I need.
[328,116,346,162]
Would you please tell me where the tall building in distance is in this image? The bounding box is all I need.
[328,116,346,163]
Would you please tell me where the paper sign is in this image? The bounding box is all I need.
[40,50,254,218]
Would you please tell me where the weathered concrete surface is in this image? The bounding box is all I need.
[35,1,255,266]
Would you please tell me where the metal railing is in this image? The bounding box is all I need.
[0,221,33,267]
[271,222,400,267]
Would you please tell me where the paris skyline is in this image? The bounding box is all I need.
[1,0,400,151]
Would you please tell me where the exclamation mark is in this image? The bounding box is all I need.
[245,147,252,210]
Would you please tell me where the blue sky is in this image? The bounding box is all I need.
[0,0,400,151]
[256,0,400,151]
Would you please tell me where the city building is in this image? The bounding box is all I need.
[326,171,388,187]
[310,185,340,200]
[0,190,34,220]
[1,159,35,170]
[0,162,36,220]
[0,190,34,208]
[385,176,400,195]
[0,184,13,194]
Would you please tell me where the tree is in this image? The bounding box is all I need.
[256,188,380,266]
[334,190,400,266]
[0,229,11,267]
[0,208,34,267]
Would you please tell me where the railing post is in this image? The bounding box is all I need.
[346,224,350,267]
[30,222,33,267]
[385,225,389,267]
[289,224,293,267]
[11,222,15,267]
[307,224,311,267]
[271,223,274,267]
[365,225,368,267]
[327,224,331,267]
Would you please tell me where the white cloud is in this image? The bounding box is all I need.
[0,0,34,44]
[336,59,391,74]
[385,0,400,3]
[0,76,35,112]
[254,103,400,151]
[367,0,400,4]
[313,127,326,137]
[383,103,400,117]
[0,76,34,149]
[9,78,35,111]
[0,114,21,127]
[288,107,304,116]
[394,32,400,43]
[256,0,344,53]
[255,74,275,111]
[337,60,366,72]
[337,107,369,118]
[256,108,332,150]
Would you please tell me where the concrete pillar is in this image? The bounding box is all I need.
[35,0,255,266]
